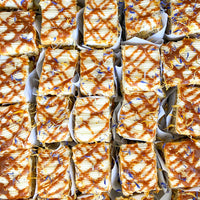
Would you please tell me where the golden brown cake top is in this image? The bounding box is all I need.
[37,146,71,198]
[119,143,158,196]
[115,194,154,200]
[0,11,37,56]
[176,86,200,137]
[0,55,29,104]
[161,38,200,87]
[164,139,200,189]
[0,149,32,199]
[77,193,110,200]
[72,142,111,194]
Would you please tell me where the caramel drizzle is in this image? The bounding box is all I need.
[0,56,28,103]
[75,98,110,142]
[84,0,118,44]
[80,50,114,96]
[171,2,200,35]
[73,143,110,193]
[117,92,159,141]
[123,45,160,90]
[0,0,31,9]
[125,0,161,37]
[176,86,200,136]
[41,0,76,44]
[162,38,200,86]
[0,149,31,199]
[164,140,200,188]
[178,190,199,200]
[39,48,77,95]
[37,96,70,143]
[37,147,70,197]
[0,103,30,151]
[0,11,37,55]
[120,143,157,194]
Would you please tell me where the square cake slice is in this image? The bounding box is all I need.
[0,0,33,9]
[0,55,29,104]
[36,95,72,143]
[174,86,200,137]
[169,1,200,36]
[0,102,31,151]
[84,0,119,48]
[115,194,154,200]
[117,92,159,142]
[163,140,200,189]
[119,143,158,196]
[80,49,115,97]
[74,96,111,143]
[122,45,161,94]
[77,193,110,200]
[40,0,77,46]
[37,146,71,198]
[0,11,38,56]
[72,143,111,194]
[125,0,162,39]
[38,48,78,96]
[161,38,200,87]
[0,149,32,199]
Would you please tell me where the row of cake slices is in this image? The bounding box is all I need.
[0,38,200,151]
[1,140,200,199]
[1,37,200,103]
[1,0,199,49]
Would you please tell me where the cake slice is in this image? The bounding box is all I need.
[0,0,33,9]
[163,140,200,189]
[172,86,200,137]
[80,49,115,97]
[169,1,200,36]
[74,96,111,143]
[125,0,162,39]
[0,55,29,104]
[119,143,158,196]
[117,92,159,142]
[0,102,31,151]
[40,0,77,46]
[72,143,111,194]
[0,11,38,56]
[84,0,119,48]
[38,48,78,96]
[122,45,161,94]
[0,149,32,199]
[37,146,71,198]
[36,95,72,143]
[161,38,200,87]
